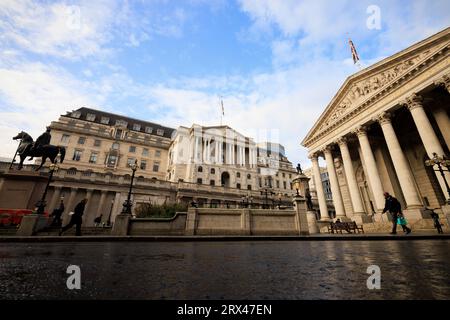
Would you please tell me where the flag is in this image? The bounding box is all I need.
[221,99,224,116]
[349,39,360,64]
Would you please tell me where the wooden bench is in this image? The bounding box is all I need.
[327,221,364,234]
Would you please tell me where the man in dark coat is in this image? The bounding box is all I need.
[59,198,88,236]
[382,192,411,234]
[51,199,64,227]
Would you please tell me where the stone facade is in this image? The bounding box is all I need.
[302,27,450,225]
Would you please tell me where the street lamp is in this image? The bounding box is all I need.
[277,193,282,208]
[122,159,138,214]
[241,194,253,208]
[260,188,275,209]
[292,179,301,196]
[35,161,59,215]
[106,199,114,226]
[425,152,450,204]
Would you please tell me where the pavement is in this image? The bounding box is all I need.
[0,232,449,242]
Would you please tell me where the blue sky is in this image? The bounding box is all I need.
[0,0,449,166]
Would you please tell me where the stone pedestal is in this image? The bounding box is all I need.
[17,214,49,236]
[293,196,309,235]
[441,205,450,229]
[185,208,198,235]
[306,211,319,234]
[111,214,130,236]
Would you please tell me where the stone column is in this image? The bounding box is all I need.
[377,112,422,208]
[63,187,78,224]
[323,146,347,220]
[404,94,450,198]
[355,126,385,212]
[96,190,108,217]
[310,154,330,221]
[337,137,371,223]
[48,186,62,213]
[110,192,122,223]
[431,106,450,149]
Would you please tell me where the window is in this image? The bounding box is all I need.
[129,146,136,153]
[145,126,153,134]
[106,154,117,167]
[133,123,141,131]
[89,152,98,164]
[197,178,202,184]
[276,180,280,188]
[198,166,203,173]
[275,172,279,177]
[289,174,292,179]
[155,150,161,157]
[61,134,70,143]
[210,180,215,186]
[100,116,110,124]
[127,158,136,167]
[153,161,160,172]
[283,181,287,189]
[86,113,96,121]
[211,168,215,174]
[282,173,285,178]
[116,119,128,127]
[140,160,147,170]
[142,148,149,157]
[112,142,120,150]
[247,174,251,179]
[72,150,82,161]
[156,129,164,136]
[78,137,86,145]
[115,129,123,139]
[247,185,252,190]
[236,172,240,178]
[71,111,81,118]
[236,183,241,189]
[94,139,101,147]
[259,178,262,187]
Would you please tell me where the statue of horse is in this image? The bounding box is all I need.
[12,131,66,170]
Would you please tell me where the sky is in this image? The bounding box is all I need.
[0,0,449,167]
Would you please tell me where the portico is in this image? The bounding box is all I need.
[302,28,450,224]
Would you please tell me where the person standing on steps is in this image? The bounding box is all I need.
[59,198,88,236]
[382,192,411,235]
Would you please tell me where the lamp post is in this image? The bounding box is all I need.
[35,161,59,215]
[425,152,450,204]
[241,194,253,208]
[260,188,275,209]
[122,159,138,214]
[106,199,114,226]
[277,193,282,208]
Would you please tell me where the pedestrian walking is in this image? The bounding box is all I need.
[59,198,88,236]
[94,215,103,227]
[382,192,411,235]
[50,199,64,227]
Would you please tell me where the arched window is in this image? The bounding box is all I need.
[211,168,215,174]
[236,172,240,178]
[247,174,251,179]
[198,166,203,173]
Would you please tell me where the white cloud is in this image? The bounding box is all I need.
[0,0,120,59]
[0,62,98,157]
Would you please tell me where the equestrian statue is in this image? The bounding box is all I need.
[12,127,65,170]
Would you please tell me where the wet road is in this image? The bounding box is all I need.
[1,240,449,299]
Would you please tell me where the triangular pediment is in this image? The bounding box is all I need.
[302,27,450,147]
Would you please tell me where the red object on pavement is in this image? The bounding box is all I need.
[0,208,49,226]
